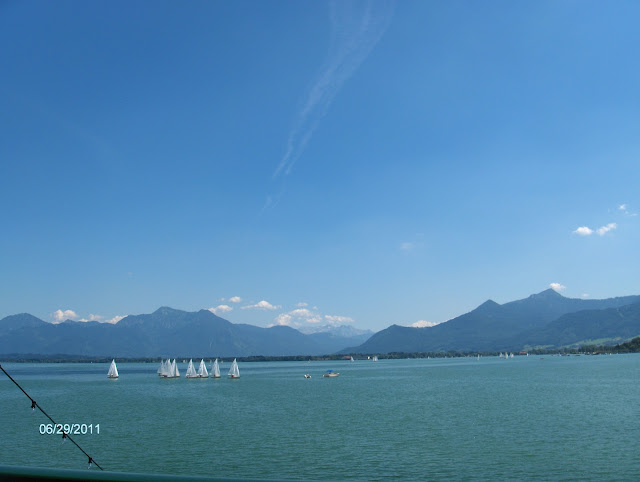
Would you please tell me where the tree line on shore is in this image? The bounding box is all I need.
[2,336,639,363]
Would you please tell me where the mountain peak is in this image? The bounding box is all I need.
[152,306,185,316]
[530,288,565,299]
[476,299,501,311]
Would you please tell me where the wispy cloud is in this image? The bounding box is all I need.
[271,0,393,182]
[550,282,566,292]
[617,203,637,216]
[400,242,415,251]
[228,296,242,303]
[596,223,617,235]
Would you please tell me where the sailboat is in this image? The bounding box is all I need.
[196,359,208,378]
[185,359,198,378]
[171,359,180,378]
[350,356,355,362]
[373,356,378,362]
[107,359,119,379]
[228,358,240,379]
[210,358,221,378]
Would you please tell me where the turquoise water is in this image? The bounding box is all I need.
[1,355,639,480]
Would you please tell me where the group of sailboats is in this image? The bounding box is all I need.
[107,357,241,379]
[157,359,181,378]
[157,357,235,379]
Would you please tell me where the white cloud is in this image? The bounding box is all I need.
[209,305,233,315]
[596,223,617,236]
[273,313,293,326]
[52,309,78,323]
[324,314,355,325]
[270,307,354,328]
[78,314,104,322]
[411,320,439,328]
[550,283,566,292]
[619,204,628,212]
[296,302,308,307]
[289,308,322,323]
[581,293,590,299]
[573,226,594,236]
[242,300,281,311]
[106,315,125,324]
[229,296,242,303]
[574,222,618,237]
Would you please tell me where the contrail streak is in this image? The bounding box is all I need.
[273,0,394,179]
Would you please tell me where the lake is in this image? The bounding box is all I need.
[1,355,639,480]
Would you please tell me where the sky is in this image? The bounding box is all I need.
[1,0,639,332]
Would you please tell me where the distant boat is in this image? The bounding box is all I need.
[350,356,355,362]
[373,356,378,362]
[228,358,240,379]
[196,359,208,378]
[323,370,339,378]
[510,353,514,359]
[185,359,198,378]
[210,359,221,378]
[304,374,311,379]
[107,359,119,379]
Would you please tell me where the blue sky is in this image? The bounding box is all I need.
[1,1,639,332]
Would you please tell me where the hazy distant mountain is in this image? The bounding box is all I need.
[343,289,640,354]
[0,307,372,357]
[298,323,372,338]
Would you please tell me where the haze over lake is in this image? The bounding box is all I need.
[2,355,639,480]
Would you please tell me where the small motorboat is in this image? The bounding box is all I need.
[323,370,339,378]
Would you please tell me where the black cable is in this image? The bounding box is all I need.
[0,363,104,471]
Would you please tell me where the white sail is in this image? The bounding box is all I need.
[158,359,170,377]
[185,359,197,378]
[107,359,119,378]
[227,358,240,378]
[171,359,180,378]
[373,356,378,362]
[197,359,208,378]
[211,358,221,378]
[350,356,354,362]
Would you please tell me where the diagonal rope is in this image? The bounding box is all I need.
[0,363,104,471]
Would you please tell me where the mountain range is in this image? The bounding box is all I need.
[343,289,640,354]
[1,289,640,357]
[0,307,372,358]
